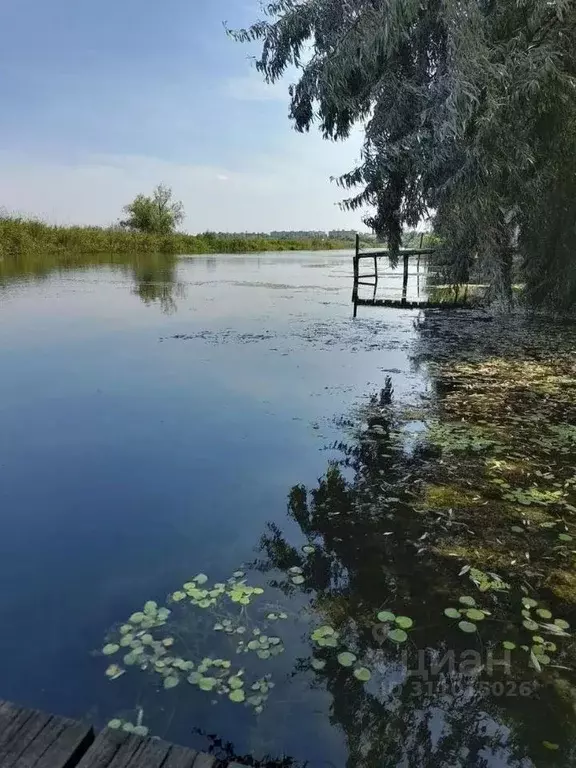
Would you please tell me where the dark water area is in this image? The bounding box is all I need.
[1,252,576,767]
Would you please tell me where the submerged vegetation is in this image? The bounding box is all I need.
[97,309,576,765]
[0,215,350,260]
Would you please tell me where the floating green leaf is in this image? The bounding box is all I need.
[302,545,315,554]
[388,628,408,643]
[194,573,209,584]
[522,598,538,609]
[444,608,461,619]
[536,609,552,619]
[459,596,476,607]
[133,726,149,737]
[291,575,305,585]
[523,619,539,631]
[554,618,570,630]
[542,741,559,751]
[163,675,179,689]
[172,592,185,602]
[337,652,357,667]
[102,644,120,656]
[465,609,486,621]
[198,677,217,691]
[143,601,157,615]
[105,664,125,680]
[353,667,371,682]
[502,641,516,650]
[311,659,326,671]
[107,719,122,730]
[558,533,573,542]
[395,616,413,629]
[229,676,244,689]
[377,611,395,623]
[129,613,145,624]
[458,621,477,633]
[229,689,245,703]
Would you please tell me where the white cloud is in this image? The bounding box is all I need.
[0,129,367,232]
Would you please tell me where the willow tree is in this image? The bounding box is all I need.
[231,0,576,307]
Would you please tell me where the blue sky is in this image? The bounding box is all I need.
[0,0,365,232]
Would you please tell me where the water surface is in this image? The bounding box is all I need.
[1,252,575,767]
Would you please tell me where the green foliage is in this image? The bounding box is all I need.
[120,185,185,235]
[232,0,576,307]
[0,215,351,270]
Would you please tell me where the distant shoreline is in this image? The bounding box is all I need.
[0,216,355,260]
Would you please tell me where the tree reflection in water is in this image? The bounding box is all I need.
[253,373,576,767]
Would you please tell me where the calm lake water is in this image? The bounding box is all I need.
[1,252,575,767]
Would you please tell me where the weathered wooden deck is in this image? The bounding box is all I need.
[0,701,244,768]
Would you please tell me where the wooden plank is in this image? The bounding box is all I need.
[190,755,215,768]
[0,705,36,751]
[9,716,93,768]
[162,745,198,768]
[74,729,206,768]
[74,729,129,768]
[126,738,171,768]
[0,711,52,766]
[0,703,25,739]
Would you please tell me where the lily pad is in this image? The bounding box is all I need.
[194,573,209,584]
[133,726,149,737]
[337,652,357,667]
[522,598,538,609]
[105,664,125,680]
[229,676,244,689]
[542,741,559,751]
[465,609,486,621]
[198,677,217,691]
[377,611,395,623]
[458,621,477,633]
[395,616,413,629]
[523,619,539,631]
[536,609,552,619]
[458,596,476,607]
[163,675,179,689]
[444,608,461,619]
[502,641,516,650]
[554,618,570,630]
[143,601,157,615]
[388,628,408,643]
[229,689,245,703]
[558,533,573,542]
[353,667,371,682]
[302,545,315,554]
[291,575,305,585]
[311,659,326,671]
[102,644,120,656]
[107,719,122,729]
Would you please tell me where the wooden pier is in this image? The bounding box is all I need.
[352,234,451,316]
[0,701,244,768]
